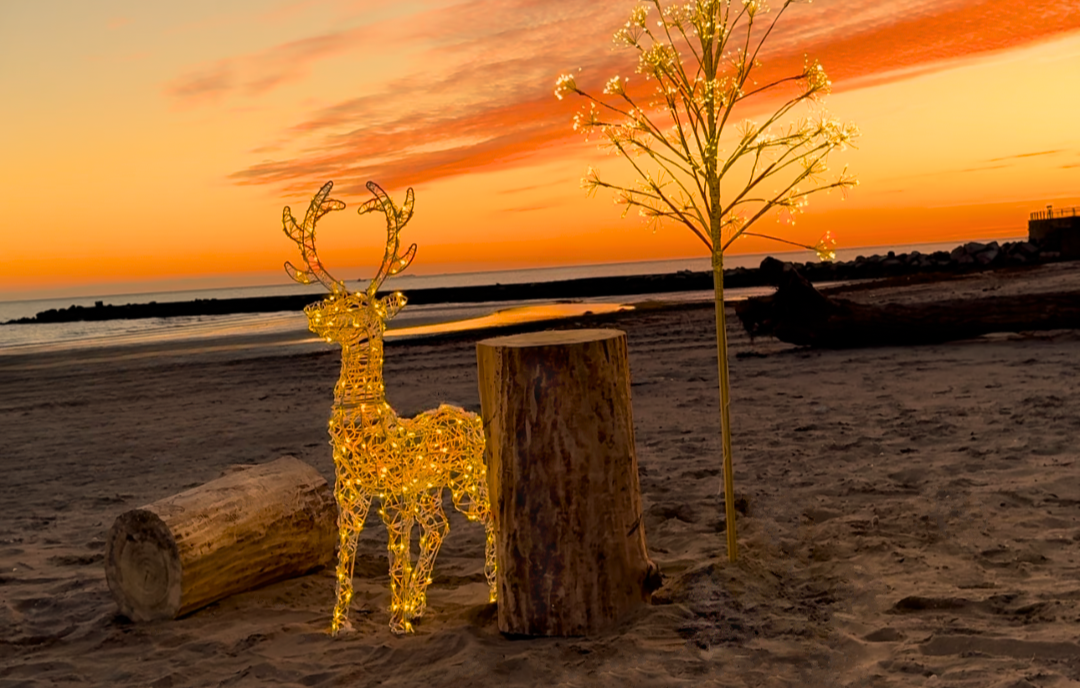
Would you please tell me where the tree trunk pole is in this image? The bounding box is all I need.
[712,251,738,563]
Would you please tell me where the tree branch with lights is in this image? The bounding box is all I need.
[556,0,858,562]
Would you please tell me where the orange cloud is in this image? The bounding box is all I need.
[761,0,1080,88]
[187,0,1080,193]
[989,150,1064,162]
[165,28,367,106]
[167,62,235,103]
[231,94,578,194]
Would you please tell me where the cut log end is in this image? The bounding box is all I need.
[106,509,183,621]
[479,328,624,348]
[104,456,337,623]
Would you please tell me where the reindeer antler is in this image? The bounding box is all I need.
[358,182,418,297]
[283,181,348,294]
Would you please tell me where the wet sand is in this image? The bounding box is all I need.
[2,264,1079,687]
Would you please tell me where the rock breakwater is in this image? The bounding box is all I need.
[5,240,1061,325]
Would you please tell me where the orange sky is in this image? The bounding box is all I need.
[1,0,1079,300]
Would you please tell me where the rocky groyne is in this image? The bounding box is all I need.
[5,240,1061,325]
[747,239,1053,285]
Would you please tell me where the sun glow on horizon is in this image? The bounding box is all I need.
[2,2,1078,297]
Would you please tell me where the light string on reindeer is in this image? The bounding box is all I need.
[282,181,496,635]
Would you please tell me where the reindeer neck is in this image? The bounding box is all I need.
[332,333,396,421]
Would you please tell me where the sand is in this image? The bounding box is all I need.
[2,264,1080,687]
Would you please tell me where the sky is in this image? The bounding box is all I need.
[2,0,1079,300]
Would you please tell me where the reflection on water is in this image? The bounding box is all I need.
[0,302,635,359]
[0,277,805,361]
[386,303,630,339]
[0,311,310,354]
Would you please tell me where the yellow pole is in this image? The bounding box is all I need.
[712,250,738,563]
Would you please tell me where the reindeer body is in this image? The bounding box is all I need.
[285,182,495,634]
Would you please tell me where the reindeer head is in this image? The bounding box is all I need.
[283,181,418,349]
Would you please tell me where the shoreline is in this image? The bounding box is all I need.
[3,239,1056,326]
[5,258,1079,364]
[0,301,712,369]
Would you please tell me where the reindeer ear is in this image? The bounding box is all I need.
[380,292,408,319]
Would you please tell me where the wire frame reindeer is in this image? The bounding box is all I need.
[282,180,496,634]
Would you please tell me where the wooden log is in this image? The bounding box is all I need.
[105,455,337,622]
[476,328,660,637]
[735,267,1080,348]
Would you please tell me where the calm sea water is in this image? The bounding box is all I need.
[0,241,1001,353]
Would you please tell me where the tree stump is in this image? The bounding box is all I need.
[476,328,659,636]
[105,455,337,622]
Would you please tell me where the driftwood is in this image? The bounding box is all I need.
[736,268,1080,348]
[105,456,337,622]
[476,329,660,636]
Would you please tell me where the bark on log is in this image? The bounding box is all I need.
[105,455,337,622]
[735,267,1080,348]
[476,328,660,637]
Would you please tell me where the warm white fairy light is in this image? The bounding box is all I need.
[282,181,496,635]
[554,0,859,253]
[814,230,837,262]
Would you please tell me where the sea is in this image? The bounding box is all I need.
[0,241,1004,355]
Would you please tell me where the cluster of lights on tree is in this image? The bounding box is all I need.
[555,0,858,562]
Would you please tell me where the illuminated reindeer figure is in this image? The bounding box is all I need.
[282,181,496,634]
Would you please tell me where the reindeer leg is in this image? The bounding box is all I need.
[465,469,498,602]
[411,490,450,620]
[450,454,497,603]
[330,486,372,635]
[475,478,498,603]
[379,493,417,634]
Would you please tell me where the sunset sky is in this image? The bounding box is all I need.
[2,0,1079,300]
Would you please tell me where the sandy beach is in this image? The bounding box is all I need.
[2,263,1080,687]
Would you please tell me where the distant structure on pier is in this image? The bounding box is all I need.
[1029,204,1080,258]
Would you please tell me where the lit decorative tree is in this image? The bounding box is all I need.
[556,0,857,562]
